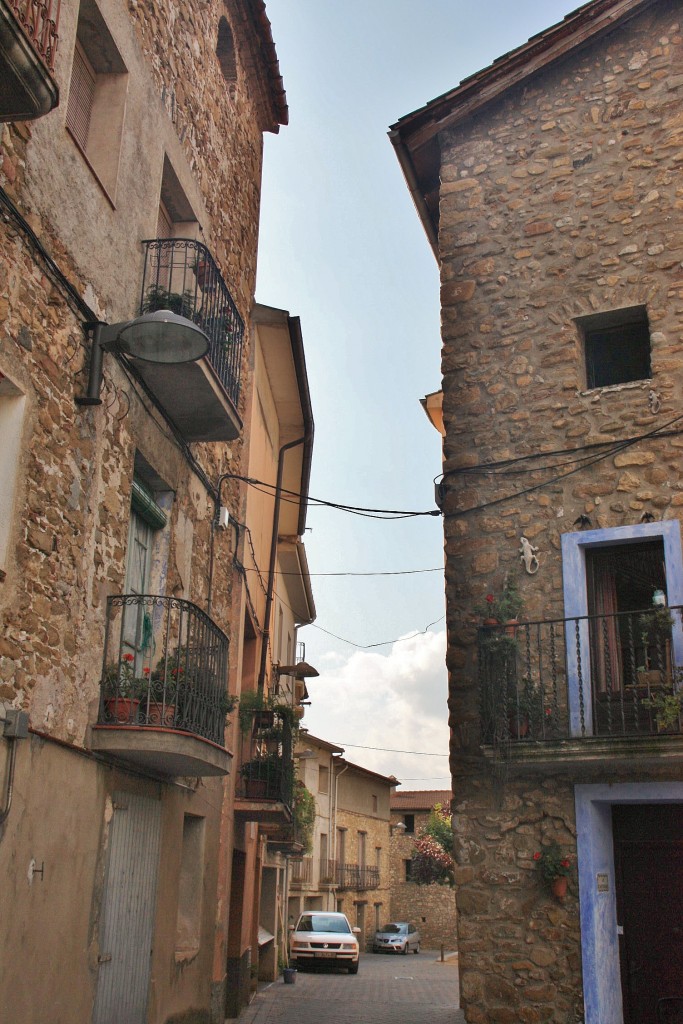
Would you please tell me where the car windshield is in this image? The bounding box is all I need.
[298,915,351,934]
[380,923,407,934]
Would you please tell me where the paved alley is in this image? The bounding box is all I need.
[230,950,465,1024]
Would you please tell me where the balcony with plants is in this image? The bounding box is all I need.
[234,696,295,827]
[90,594,235,777]
[477,602,683,769]
[0,0,60,122]
[132,238,245,442]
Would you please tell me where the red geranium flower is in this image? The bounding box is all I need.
[533,852,541,861]
[486,594,495,604]
[123,654,134,663]
[561,859,571,869]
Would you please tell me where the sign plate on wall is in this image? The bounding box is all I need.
[596,872,609,893]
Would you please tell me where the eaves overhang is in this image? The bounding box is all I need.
[389,0,658,257]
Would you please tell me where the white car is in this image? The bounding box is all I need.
[289,911,360,973]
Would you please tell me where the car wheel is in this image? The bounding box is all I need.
[348,960,359,974]
[413,943,420,954]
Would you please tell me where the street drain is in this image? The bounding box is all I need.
[394,976,414,980]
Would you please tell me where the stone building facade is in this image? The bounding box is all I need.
[0,2,315,1023]
[389,790,457,950]
[288,736,397,953]
[392,2,683,1022]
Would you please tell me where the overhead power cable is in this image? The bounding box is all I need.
[331,741,449,756]
[220,472,440,519]
[244,565,444,578]
[309,614,445,650]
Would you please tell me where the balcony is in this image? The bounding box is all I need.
[289,857,313,887]
[478,605,683,769]
[90,594,232,777]
[234,708,294,828]
[0,0,59,122]
[133,239,244,442]
[336,864,380,891]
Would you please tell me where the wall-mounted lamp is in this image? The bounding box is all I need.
[292,748,316,760]
[276,661,319,681]
[77,310,209,406]
[390,821,407,836]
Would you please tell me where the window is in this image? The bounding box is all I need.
[375,846,381,870]
[0,376,26,579]
[372,794,378,814]
[176,814,205,954]
[216,15,237,96]
[358,831,366,869]
[404,814,415,834]
[66,0,128,199]
[337,828,347,867]
[318,764,329,795]
[577,305,651,389]
[404,859,413,881]
[319,833,328,869]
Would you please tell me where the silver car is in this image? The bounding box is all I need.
[372,921,420,954]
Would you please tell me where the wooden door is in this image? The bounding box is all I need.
[613,805,683,1024]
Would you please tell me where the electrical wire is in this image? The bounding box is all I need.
[309,615,445,650]
[443,412,683,518]
[331,741,449,756]
[219,472,440,519]
[243,566,444,578]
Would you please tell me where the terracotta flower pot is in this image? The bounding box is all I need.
[551,876,568,901]
[148,702,175,727]
[104,697,140,724]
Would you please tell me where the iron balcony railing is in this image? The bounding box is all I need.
[97,594,231,747]
[478,605,683,745]
[335,863,380,891]
[9,0,60,70]
[237,708,294,806]
[139,238,244,409]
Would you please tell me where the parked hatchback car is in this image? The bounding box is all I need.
[373,921,420,954]
[289,911,361,973]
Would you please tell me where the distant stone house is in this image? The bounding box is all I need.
[290,734,397,952]
[389,789,457,950]
[392,1,683,1022]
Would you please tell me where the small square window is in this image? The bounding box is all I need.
[578,305,651,390]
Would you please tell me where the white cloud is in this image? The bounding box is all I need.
[301,629,450,791]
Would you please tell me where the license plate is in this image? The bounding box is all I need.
[316,951,336,958]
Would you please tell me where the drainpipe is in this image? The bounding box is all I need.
[256,433,307,696]
[331,757,349,911]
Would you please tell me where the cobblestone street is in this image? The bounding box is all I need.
[230,951,464,1024]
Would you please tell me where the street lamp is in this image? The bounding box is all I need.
[77,309,210,406]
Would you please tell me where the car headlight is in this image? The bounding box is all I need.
[341,943,355,950]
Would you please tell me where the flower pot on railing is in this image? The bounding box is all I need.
[551,876,568,901]
[104,697,140,724]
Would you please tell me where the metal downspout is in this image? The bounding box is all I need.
[256,433,308,695]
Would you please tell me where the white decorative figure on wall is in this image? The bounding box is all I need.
[519,536,540,575]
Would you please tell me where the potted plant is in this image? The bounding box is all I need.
[142,283,195,319]
[102,654,145,723]
[642,687,683,733]
[533,842,573,901]
[636,606,674,688]
[239,753,285,799]
[477,574,524,630]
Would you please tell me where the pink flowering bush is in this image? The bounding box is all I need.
[410,803,455,886]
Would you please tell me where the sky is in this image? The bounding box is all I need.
[255,0,575,788]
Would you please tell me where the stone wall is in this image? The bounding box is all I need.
[434,3,683,1021]
[389,809,458,949]
[336,798,392,951]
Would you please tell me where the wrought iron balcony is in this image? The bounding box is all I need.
[234,707,294,826]
[478,605,683,760]
[335,863,380,891]
[133,238,244,441]
[1,0,59,122]
[91,594,232,777]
